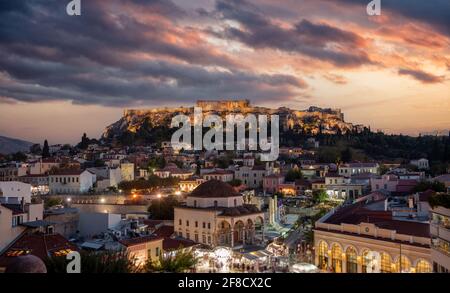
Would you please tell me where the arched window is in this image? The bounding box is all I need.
[416,260,432,273]
[395,256,411,273]
[194,200,197,207]
[346,246,358,273]
[214,200,218,208]
[331,244,343,273]
[317,241,328,270]
[380,252,392,273]
[234,199,237,206]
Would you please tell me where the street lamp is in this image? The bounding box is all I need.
[157,193,162,199]
[100,198,105,203]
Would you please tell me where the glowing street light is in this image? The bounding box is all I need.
[100,198,106,203]
[66,197,72,202]
[175,191,181,196]
[157,193,162,199]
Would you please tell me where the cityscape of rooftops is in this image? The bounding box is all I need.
[0,0,449,282]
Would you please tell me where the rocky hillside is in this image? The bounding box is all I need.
[101,100,361,146]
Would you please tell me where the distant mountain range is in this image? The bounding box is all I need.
[0,135,34,154]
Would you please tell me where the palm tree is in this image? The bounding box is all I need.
[145,248,199,273]
[45,250,141,273]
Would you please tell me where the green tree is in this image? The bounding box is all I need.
[42,139,50,158]
[11,152,27,162]
[93,159,106,167]
[145,248,199,273]
[29,143,42,155]
[413,181,446,193]
[148,195,180,220]
[228,179,242,187]
[312,190,328,204]
[78,133,90,149]
[340,147,352,163]
[148,156,166,170]
[44,198,63,209]
[285,169,303,182]
[428,193,450,209]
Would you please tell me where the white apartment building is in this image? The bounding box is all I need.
[338,163,379,176]
[234,165,270,188]
[0,182,44,251]
[410,158,429,170]
[203,170,234,182]
[120,162,135,182]
[0,181,32,204]
[430,200,450,273]
[49,170,96,194]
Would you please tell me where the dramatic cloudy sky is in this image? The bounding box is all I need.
[0,0,449,144]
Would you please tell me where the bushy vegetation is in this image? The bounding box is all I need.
[145,249,199,273]
[118,175,179,192]
[45,250,140,273]
[44,198,63,209]
[428,193,450,209]
[148,195,180,220]
[312,190,328,204]
[285,169,303,182]
[414,181,446,193]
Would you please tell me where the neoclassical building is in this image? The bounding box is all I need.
[174,180,264,249]
[314,201,432,273]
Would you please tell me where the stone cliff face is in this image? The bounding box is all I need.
[101,100,359,144]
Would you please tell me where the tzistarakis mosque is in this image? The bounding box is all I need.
[174,180,264,248]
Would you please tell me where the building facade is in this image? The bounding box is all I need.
[174,180,264,249]
[314,202,432,273]
[430,204,450,273]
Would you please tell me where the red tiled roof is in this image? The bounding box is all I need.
[0,232,77,266]
[204,170,234,175]
[119,235,163,247]
[190,180,240,198]
[419,190,435,202]
[153,226,174,238]
[142,219,164,229]
[324,203,430,238]
[162,238,197,251]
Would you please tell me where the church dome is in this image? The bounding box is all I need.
[189,180,240,198]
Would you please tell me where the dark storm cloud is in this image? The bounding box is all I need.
[0,0,307,106]
[213,0,372,67]
[398,68,445,84]
[322,0,450,37]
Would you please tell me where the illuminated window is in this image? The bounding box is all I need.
[416,260,432,273]
[346,246,358,273]
[318,241,328,270]
[362,250,370,273]
[395,256,411,273]
[380,253,392,273]
[331,244,342,273]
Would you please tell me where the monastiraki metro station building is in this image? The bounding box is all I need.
[174,180,265,249]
